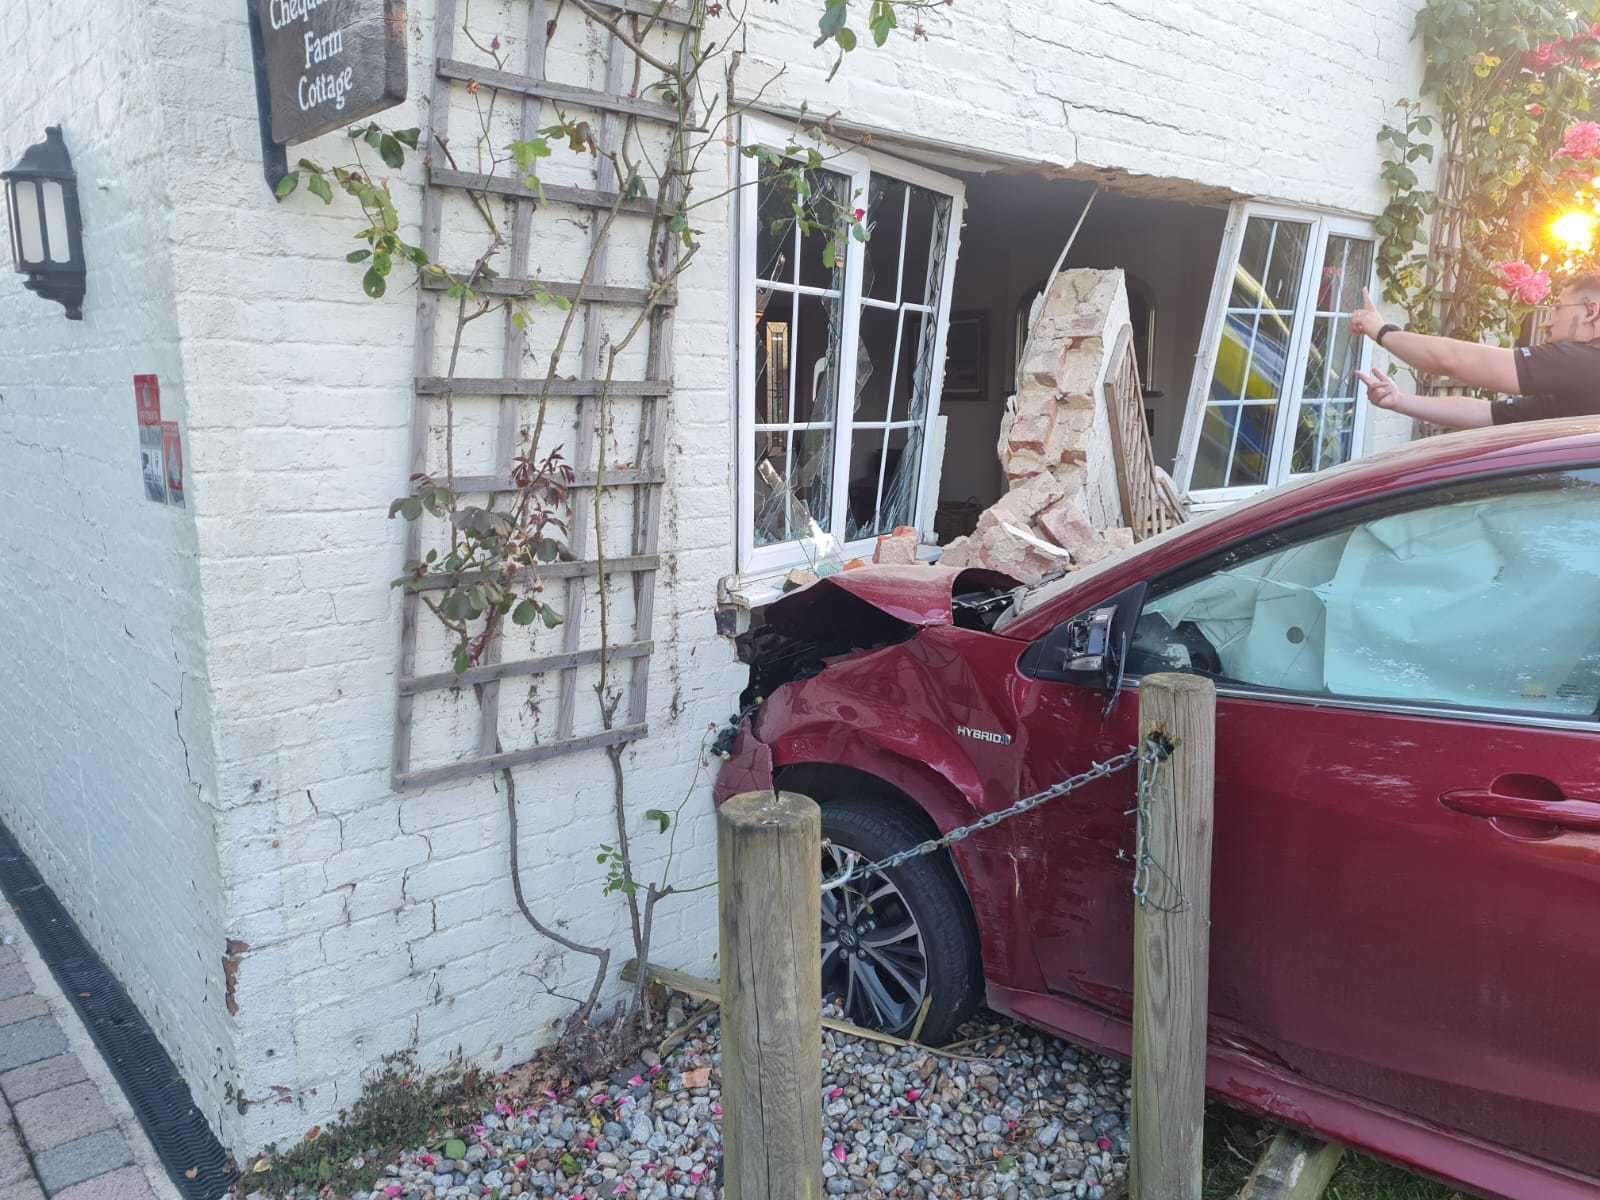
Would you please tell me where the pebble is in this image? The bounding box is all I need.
[279,1006,1129,1200]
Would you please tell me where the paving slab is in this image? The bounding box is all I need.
[51,1167,159,1200]
[0,1022,67,1075]
[0,1059,87,1108]
[0,1127,30,1187]
[33,1130,132,1196]
[0,1000,48,1031]
[0,973,30,1006]
[0,1180,44,1200]
[14,1082,117,1154]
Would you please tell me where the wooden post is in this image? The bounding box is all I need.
[1235,1131,1345,1200]
[718,791,824,1200]
[1132,673,1216,1200]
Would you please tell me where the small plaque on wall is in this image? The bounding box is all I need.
[257,0,408,145]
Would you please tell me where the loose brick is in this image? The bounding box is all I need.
[14,1083,116,1154]
[32,1130,131,1196]
[50,1167,158,1200]
[0,1023,67,1075]
[0,1059,87,1106]
[0,999,48,1031]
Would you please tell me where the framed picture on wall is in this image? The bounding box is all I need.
[942,310,988,401]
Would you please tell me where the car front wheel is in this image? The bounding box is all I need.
[819,797,984,1045]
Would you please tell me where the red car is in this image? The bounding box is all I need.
[715,418,1600,1200]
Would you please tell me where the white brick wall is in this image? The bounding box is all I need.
[0,0,235,1140]
[1,0,1430,1158]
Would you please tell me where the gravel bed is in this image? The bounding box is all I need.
[283,1006,1129,1200]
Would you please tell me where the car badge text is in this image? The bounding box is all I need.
[957,725,1013,746]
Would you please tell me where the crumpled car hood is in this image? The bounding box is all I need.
[765,564,1022,629]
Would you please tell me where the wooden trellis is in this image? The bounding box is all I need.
[1104,324,1188,542]
[392,0,691,789]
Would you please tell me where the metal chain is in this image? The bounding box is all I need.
[820,741,1169,893]
[1128,736,1186,912]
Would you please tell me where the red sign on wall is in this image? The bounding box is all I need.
[134,375,166,502]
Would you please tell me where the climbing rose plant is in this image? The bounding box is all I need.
[1377,0,1600,346]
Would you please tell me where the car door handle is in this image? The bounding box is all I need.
[1440,789,1600,832]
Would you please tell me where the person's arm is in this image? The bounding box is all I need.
[1350,289,1522,395]
[1354,367,1493,429]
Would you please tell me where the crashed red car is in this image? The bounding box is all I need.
[715,418,1600,1200]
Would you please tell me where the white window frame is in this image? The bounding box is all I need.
[736,115,967,577]
[1175,201,1378,507]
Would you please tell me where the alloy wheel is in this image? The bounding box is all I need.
[819,842,930,1032]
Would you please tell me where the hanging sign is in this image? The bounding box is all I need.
[256,0,408,145]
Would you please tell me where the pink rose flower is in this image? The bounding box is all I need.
[1529,39,1572,71]
[1496,262,1551,305]
[1556,121,1600,160]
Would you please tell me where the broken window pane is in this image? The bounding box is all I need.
[754,428,835,548]
[756,291,794,425]
[799,168,850,291]
[846,427,915,539]
[854,307,898,422]
[792,292,844,426]
[756,163,795,285]
[864,176,907,303]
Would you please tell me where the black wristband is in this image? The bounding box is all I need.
[1376,323,1403,347]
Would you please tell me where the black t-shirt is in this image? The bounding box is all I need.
[1491,338,1600,424]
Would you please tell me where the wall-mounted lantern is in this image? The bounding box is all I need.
[3,127,86,321]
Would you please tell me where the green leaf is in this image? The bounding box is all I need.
[400,497,423,520]
[363,266,387,298]
[512,599,538,625]
[539,604,564,629]
[443,1138,468,1161]
[510,138,553,170]
[869,0,897,46]
[379,133,405,169]
[817,0,848,42]
[274,171,300,199]
[835,26,857,51]
[307,172,334,204]
[644,808,670,834]
[365,126,384,150]
[394,127,421,150]
[374,251,393,277]
[347,249,372,263]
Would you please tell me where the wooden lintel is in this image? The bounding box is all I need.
[1234,1130,1346,1200]
[399,640,654,696]
[394,722,648,788]
[437,59,676,123]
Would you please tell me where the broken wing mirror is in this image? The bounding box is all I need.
[1019,582,1149,690]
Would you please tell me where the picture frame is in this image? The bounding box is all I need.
[942,310,988,401]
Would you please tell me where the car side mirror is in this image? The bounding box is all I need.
[1019,582,1148,688]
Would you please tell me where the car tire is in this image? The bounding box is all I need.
[818,797,984,1045]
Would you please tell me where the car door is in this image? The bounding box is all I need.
[1023,466,1600,1175]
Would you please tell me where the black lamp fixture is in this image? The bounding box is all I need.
[3,127,86,320]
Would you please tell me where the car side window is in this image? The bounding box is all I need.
[1126,469,1600,720]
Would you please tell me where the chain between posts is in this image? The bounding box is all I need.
[819,739,1173,894]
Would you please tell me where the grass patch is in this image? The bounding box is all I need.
[236,1050,494,1199]
[1201,1105,1466,1200]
